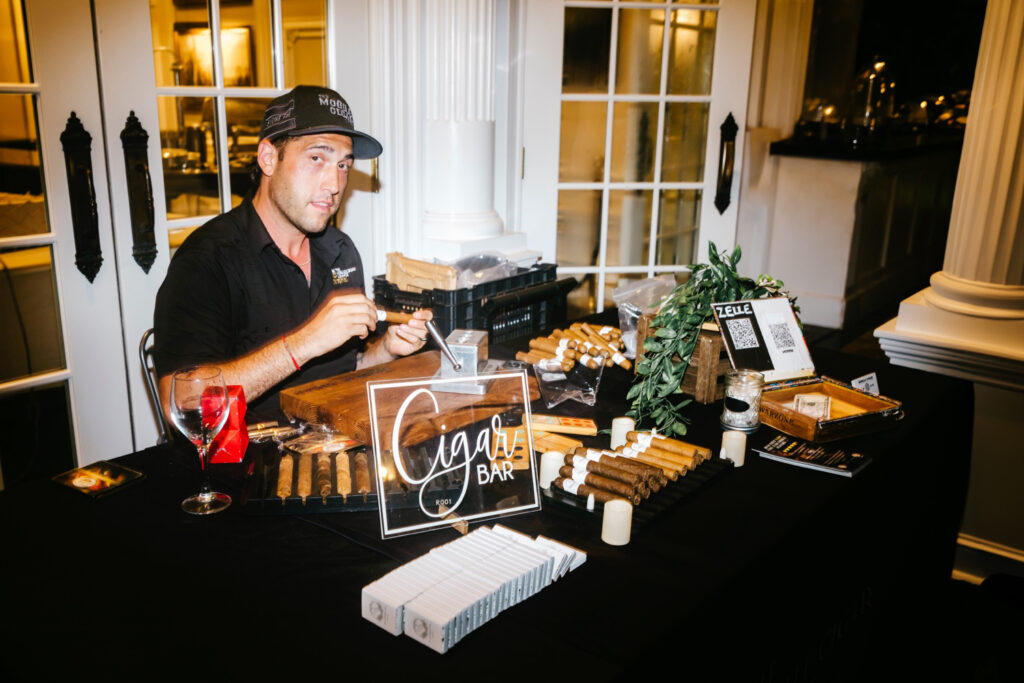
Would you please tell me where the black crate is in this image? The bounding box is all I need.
[373,263,573,343]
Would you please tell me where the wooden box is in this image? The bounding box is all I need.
[759,376,903,442]
[637,314,730,404]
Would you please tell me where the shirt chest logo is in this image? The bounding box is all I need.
[332,266,356,285]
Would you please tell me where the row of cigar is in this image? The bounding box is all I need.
[549,431,713,507]
[515,323,632,372]
[274,450,372,505]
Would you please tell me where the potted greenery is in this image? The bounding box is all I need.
[626,243,797,436]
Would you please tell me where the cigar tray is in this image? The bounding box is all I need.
[759,376,903,443]
[241,445,454,515]
[541,457,732,532]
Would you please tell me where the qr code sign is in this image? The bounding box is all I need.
[769,322,796,351]
[726,318,759,350]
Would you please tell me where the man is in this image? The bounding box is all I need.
[153,85,430,420]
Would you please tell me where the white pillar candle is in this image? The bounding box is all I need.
[610,416,635,450]
[539,451,564,489]
[601,499,633,546]
[721,430,747,467]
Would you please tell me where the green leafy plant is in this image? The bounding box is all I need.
[626,243,797,436]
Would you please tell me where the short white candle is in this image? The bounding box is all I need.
[721,430,747,467]
[539,451,564,489]
[610,416,635,449]
[601,499,633,546]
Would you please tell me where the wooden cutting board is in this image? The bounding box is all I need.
[279,351,538,445]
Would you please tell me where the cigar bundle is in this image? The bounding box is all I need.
[517,324,630,371]
[270,447,373,506]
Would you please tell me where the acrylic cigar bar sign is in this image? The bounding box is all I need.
[366,371,541,538]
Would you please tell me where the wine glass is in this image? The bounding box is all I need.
[170,366,232,515]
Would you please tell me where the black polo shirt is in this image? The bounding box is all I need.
[153,198,366,419]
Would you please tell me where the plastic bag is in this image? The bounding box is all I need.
[449,252,519,289]
[610,274,677,358]
[532,358,605,409]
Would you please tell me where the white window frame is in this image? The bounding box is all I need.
[518,0,757,311]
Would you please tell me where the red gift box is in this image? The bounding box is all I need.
[209,385,248,464]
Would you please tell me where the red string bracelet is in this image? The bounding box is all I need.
[281,334,301,370]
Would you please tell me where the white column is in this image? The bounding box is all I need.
[420,0,526,261]
[367,0,530,267]
[924,0,1024,320]
[876,0,1024,382]
[875,0,1024,581]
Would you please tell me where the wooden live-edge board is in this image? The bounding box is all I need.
[279,351,540,446]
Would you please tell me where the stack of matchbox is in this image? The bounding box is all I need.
[361,525,586,653]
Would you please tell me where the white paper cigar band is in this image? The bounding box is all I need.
[586,494,595,511]
[599,326,614,336]
[618,447,638,458]
[611,352,626,365]
[582,341,595,351]
[557,338,569,351]
[585,449,603,461]
[570,469,588,484]
[376,309,387,321]
[554,348,566,361]
[562,479,580,495]
[635,432,654,449]
[572,455,589,468]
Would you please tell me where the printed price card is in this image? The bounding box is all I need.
[366,371,541,538]
[711,297,815,383]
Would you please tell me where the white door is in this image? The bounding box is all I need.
[0,0,134,477]
[89,0,359,453]
[519,0,757,315]
[1,0,356,481]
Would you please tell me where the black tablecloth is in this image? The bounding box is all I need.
[0,340,972,680]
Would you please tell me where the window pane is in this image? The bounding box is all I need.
[0,245,65,383]
[220,2,271,87]
[559,101,606,183]
[283,0,328,88]
[225,97,268,202]
[607,190,651,267]
[0,383,75,489]
[603,273,624,312]
[0,94,46,238]
[657,189,701,266]
[158,96,222,219]
[610,101,658,182]
[566,275,597,320]
[168,224,201,258]
[562,7,612,93]
[150,0,215,87]
[667,9,716,95]
[615,9,664,94]
[0,0,31,83]
[661,102,708,182]
[557,190,602,267]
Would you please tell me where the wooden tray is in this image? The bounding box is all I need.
[759,376,903,442]
[279,351,539,445]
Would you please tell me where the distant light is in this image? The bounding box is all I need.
[824,106,835,116]
[874,61,886,71]
[920,101,928,109]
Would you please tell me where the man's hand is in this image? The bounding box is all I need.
[383,309,433,358]
[290,291,378,364]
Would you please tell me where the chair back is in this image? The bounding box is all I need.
[139,328,170,444]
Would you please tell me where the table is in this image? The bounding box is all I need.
[0,342,972,680]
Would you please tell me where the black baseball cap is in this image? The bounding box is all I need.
[258,85,383,159]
